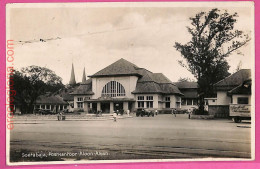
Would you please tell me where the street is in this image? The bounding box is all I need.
[9,114,252,162]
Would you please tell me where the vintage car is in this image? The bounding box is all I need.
[136,108,154,117]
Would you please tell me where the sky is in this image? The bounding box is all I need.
[7,2,254,84]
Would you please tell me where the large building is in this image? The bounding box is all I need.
[70,58,184,113]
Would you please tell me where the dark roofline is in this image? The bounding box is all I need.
[214,69,251,87]
[88,73,143,78]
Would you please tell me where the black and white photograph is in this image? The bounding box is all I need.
[6,2,255,165]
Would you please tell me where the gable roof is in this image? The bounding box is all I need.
[175,81,198,89]
[228,79,251,95]
[70,79,94,95]
[214,69,251,91]
[74,58,183,96]
[89,58,142,78]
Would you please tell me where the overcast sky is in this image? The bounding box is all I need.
[7,2,254,84]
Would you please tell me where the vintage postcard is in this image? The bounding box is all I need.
[5,2,255,165]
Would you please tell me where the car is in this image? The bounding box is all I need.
[38,109,54,115]
[136,108,154,117]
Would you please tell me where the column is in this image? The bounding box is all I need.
[110,102,114,113]
[97,102,101,111]
[123,102,128,111]
[83,102,88,113]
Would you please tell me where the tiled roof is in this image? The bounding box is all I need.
[70,81,94,95]
[35,95,68,105]
[175,81,198,89]
[181,90,198,98]
[228,79,251,95]
[214,69,251,91]
[89,58,142,77]
[74,58,183,95]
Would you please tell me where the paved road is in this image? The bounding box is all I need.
[9,114,252,162]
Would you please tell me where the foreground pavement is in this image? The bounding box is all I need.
[9,114,252,162]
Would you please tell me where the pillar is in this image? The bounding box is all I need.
[110,102,114,113]
[123,102,128,111]
[83,102,88,113]
[97,102,101,111]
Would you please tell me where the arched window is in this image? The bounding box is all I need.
[102,81,126,97]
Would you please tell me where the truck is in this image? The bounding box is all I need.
[229,104,251,123]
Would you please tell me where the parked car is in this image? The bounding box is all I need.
[136,108,154,117]
[39,109,54,115]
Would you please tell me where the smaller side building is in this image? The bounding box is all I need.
[175,81,198,111]
[209,69,251,118]
[34,94,68,113]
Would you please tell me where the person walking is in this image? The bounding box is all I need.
[172,108,176,117]
[113,111,117,122]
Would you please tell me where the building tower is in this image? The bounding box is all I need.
[82,67,87,83]
[69,63,76,85]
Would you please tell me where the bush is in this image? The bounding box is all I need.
[192,108,209,115]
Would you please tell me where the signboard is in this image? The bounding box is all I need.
[230,104,251,117]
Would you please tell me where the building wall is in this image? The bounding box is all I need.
[91,76,138,99]
[134,94,180,109]
[216,91,231,105]
[74,95,92,109]
[205,98,217,106]
[232,94,251,105]
[134,94,159,109]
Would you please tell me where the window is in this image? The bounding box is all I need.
[181,99,186,105]
[77,102,83,108]
[102,81,126,97]
[138,101,144,108]
[138,96,144,100]
[146,96,153,108]
[77,97,84,108]
[187,99,192,105]
[138,96,145,108]
[147,96,153,100]
[237,97,249,104]
[165,97,170,101]
[147,101,153,108]
[77,97,83,102]
[46,105,50,110]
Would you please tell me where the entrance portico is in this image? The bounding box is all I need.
[86,96,135,113]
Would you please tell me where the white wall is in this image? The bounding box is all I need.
[135,94,159,109]
[216,91,231,105]
[205,98,217,105]
[74,95,92,108]
[92,76,138,99]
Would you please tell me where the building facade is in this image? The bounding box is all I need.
[213,69,251,106]
[70,58,183,113]
[175,81,198,110]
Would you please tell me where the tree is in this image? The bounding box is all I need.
[12,66,64,114]
[174,8,250,113]
[235,60,243,72]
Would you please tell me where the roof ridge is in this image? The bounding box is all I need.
[214,69,251,86]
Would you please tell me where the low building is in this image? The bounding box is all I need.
[34,95,69,113]
[213,69,251,105]
[209,69,251,118]
[175,81,198,110]
[70,58,183,113]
